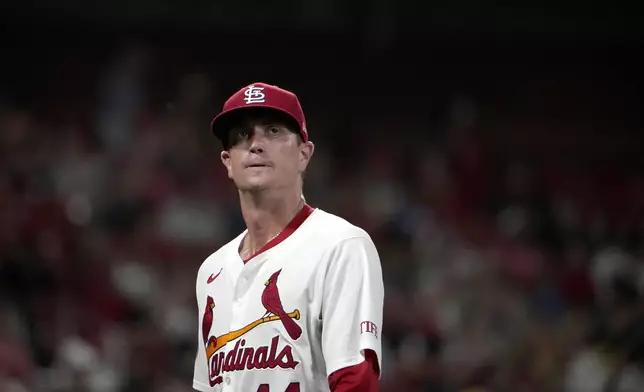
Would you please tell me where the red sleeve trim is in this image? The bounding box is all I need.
[328,350,379,392]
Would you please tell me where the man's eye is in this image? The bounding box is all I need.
[268,127,280,134]
[239,130,250,138]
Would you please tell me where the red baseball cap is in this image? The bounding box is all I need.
[210,82,308,144]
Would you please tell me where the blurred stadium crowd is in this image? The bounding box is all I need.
[1,40,643,392]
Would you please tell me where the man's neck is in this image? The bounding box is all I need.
[239,189,305,254]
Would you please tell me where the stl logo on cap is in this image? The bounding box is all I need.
[243,85,266,104]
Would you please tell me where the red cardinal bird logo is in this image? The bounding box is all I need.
[202,296,217,346]
[261,269,302,340]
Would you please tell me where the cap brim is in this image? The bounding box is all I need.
[211,105,302,142]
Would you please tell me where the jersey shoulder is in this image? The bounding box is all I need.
[307,208,373,245]
[196,231,245,281]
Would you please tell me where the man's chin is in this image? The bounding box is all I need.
[236,179,272,192]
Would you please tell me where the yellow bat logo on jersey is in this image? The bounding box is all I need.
[205,308,301,357]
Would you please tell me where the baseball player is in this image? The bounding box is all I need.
[193,82,384,392]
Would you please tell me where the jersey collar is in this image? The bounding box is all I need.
[242,204,315,264]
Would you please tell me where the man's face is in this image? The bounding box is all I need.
[220,113,314,192]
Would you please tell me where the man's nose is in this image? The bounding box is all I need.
[248,126,267,153]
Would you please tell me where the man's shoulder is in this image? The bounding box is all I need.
[196,231,245,277]
[308,208,372,244]
[306,209,381,271]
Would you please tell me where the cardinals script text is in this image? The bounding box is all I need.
[208,336,298,386]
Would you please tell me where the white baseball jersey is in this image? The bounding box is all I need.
[193,206,384,392]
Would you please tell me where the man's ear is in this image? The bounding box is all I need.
[221,150,233,179]
[299,141,314,172]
